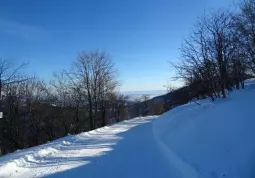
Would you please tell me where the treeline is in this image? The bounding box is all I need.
[172,0,255,101]
[0,50,131,155]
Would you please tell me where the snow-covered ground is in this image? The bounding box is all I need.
[1,80,255,178]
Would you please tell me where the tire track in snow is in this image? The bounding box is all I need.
[152,115,198,178]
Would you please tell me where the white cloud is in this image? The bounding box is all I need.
[0,18,48,40]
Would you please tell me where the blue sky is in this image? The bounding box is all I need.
[0,0,235,91]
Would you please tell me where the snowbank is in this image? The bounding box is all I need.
[153,79,255,178]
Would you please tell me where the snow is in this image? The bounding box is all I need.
[153,79,255,178]
[1,79,255,178]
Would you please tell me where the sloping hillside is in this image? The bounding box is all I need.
[0,80,255,178]
[153,79,255,178]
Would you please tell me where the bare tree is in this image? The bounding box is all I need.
[0,60,29,97]
[233,0,255,74]
[171,19,218,101]
[19,77,50,145]
[0,60,29,154]
[108,93,128,123]
[203,10,234,98]
[164,81,177,93]
[70,50,119,129]
[50,71,74,135]
[172,10,239,101]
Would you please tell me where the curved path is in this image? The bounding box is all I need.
[49,118,181,178]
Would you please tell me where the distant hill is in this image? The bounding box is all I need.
[122,90,167,101]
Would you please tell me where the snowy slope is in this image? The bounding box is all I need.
[0,80,255,178]
[153,79,255,178]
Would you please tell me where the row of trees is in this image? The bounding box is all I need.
[0,50,130,155]
[172,0,255,101]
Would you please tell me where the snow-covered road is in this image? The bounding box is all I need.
[49,118,176,178]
